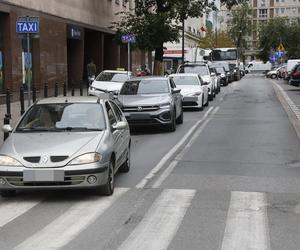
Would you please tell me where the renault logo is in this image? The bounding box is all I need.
[41,156,48,164]
[137,106,143,112]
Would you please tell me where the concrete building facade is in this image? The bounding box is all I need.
[0,0,148,100]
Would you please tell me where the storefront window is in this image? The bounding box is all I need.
[21,37,33,90]
[0,17,4,94]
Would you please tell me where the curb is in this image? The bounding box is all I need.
[271,80,300,139]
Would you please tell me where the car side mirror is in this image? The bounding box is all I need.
[112,121,127,130]
[172,88,181,94]
[202,81,210,85]
[2,124,13,133]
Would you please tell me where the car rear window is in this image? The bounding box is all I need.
[120,79,170,95]
[178,65,209,76]
[96,72,129,82]
[170,76,200,86]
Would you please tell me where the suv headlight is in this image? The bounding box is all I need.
[90,87,96,91]
[0,155,22,166]
[159,102,171,109]
[68,153,102,165]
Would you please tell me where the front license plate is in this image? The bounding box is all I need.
[23,169,64,182]
[130,114,151,120]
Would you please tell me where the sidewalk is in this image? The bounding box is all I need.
[274,78,300,109]
[0,89,88,143]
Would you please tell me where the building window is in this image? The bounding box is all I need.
[261,0,266,7]
[259,9,268,18]
[281,8,285,13]
[188,26,192,32]
[275,8,279,14]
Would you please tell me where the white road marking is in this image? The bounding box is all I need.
[221,191,270,250]
[0,198,41,228]
[14,188,129,250]
[152,107,220,188]
[118,189,195,250]
[136,106,214,189]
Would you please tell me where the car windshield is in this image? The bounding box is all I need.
[95,72,129,82]
[178,65,209,76]
[215,67,225,74]
[120,79,170,95]
[213,63,229,71]
[170,76,200,86]
[16,103,105,132]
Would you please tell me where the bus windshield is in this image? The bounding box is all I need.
[212,49,237,61]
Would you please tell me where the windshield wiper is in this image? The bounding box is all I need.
[16,127,63,132]
[57,127,103,131]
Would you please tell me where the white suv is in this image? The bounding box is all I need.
[177,63,215,100]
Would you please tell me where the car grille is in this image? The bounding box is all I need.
[6,176,85,186]
[183,101,198,106]
[50,156,69,162]
[123,105,160,112]
[23,157,40,163]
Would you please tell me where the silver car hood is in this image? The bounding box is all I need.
[118,94,171,106]
[177,85,202,96]
[0,132,104,167]
[91,80,124,92]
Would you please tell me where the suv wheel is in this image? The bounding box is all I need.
[167,110,176,132]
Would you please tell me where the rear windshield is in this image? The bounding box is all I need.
[120,79,170,95]
[96,72,129,82]
[170,76,200,86]
[178,65,209,76]
[215,67,225,74]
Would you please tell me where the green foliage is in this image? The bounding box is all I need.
[227,2,253,49]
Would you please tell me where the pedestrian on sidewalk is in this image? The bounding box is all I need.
[87,59,96,86]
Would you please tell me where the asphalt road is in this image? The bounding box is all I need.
[1,75,300,250]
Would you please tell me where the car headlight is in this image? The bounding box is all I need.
[227,72,231,76]
[191,92,202,96]
[68,153,102,165]
[159,102,171,108]
[90,87,96,91]
[221,74,225,78]
[0,155,22,166]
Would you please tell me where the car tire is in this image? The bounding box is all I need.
[271,74,277,79]
[204,96,209,107]
[0,190,16,197]
[119,146,130,173]
[167,110,176,132]
[98,159,114,196]
[176,107,183,124]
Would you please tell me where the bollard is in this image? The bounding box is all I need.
[80,81,83,96]
[32,85,36,103]
[44,83,48,98]
[20,86,25,115]
[6,89,11,119]
[72,87,75,96]
[3,114,10,141]
[54,82,58,97]
[63,82,67,96]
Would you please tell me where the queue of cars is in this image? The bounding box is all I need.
[0,61,240,197]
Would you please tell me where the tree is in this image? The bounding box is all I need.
[113,0,243,75]
[227,2,253,52]
[199,31,235,49]
[258,17,300,62]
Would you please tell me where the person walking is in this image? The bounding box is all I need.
[87,59,96,85]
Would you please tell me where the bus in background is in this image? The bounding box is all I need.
[211,48,240,80]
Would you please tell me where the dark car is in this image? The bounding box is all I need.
[117,77,183,132]
[289,63,300,86]
[215,66,229,86]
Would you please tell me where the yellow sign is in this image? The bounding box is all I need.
[277,43,285,51]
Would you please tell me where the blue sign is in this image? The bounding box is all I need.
[121,35,136,43]
[16,21,39,33]
[68,25,82,40]
[0,51,2,69]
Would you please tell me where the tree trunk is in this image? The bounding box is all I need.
[153,46,164,75]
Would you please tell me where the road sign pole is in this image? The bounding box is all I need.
[26,31,31,107]
[128,42,130,71]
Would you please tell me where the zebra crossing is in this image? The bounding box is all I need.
[0,187,291,250]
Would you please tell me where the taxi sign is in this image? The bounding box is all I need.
[16,17,39,34]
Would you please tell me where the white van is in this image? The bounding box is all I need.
[245,61,271,73]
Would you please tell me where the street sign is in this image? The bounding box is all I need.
[121,34,136,43]
[277,43,285,51]
[16,17,39,34]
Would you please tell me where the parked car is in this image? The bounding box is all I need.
[88,70,132,96]
[118,76,183,132]
[278,65,287,79]
[266,68,279,79]
[239,63,245,77]
[245,61,271,73]
[209,66,221,94]
[215,66,229,86]
[289,63,300,86]
[286,60,300,80]
[177,62,215,100]
[0,96,131,197]
[168,73,209,110]
[212,62,234,83]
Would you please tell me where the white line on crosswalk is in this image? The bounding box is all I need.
[14,188,129,250]
[0,198,41,228]
[221,191,270,250]
[118,189,196,250]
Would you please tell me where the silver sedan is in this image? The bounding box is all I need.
[0,96,131,197]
